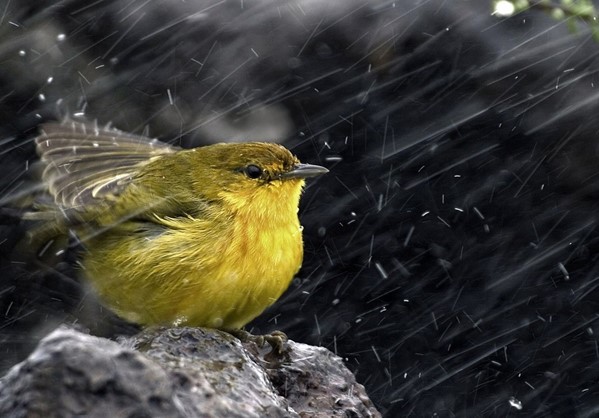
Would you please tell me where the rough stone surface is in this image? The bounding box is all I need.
[0,326,380,418]
[245,342,379,418]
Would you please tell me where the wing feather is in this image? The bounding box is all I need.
[36,122,179,210]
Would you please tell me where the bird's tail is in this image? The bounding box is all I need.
[1,205,70,268]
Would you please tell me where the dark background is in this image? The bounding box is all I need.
[2,0,599,416]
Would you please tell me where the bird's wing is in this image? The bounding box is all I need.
[36,121,179,211]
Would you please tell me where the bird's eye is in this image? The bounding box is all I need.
[244,164,263,179]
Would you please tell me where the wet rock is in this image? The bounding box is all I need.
[0,326,380,418]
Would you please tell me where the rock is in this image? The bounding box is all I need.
[0,326,380,418]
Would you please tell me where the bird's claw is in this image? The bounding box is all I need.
[231,329,289,355]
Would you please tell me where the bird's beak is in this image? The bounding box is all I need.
[281,163,329,179]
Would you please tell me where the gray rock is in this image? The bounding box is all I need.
[0,326,381,418]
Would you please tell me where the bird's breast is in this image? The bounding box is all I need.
[219,212,304,324]
[234,215,304,277]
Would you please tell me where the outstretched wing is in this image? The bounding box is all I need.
[36,122,179,211]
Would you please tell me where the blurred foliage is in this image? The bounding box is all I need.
[495,0,599,40]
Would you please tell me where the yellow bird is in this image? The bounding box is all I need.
[28,122,327,347]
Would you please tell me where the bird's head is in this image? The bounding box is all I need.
[185,142,328,219]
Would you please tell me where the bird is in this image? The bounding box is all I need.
[25,121,328,350]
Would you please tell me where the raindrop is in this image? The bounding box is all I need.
[375,262,388,279]
[508,396,523,410]
[493,1,515,17]
[557,262,569,280]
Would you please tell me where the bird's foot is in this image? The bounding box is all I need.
[230,329,289,356]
